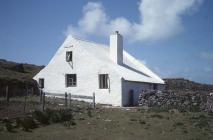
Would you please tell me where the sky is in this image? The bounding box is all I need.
[0,0,213,84]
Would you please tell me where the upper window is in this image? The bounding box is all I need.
[66,51,72,62]
[99,74,109,89]
[39,78,44,89]
[66,74,77,87]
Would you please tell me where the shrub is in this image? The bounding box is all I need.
[50,111,62,123]
[32,110,49,125]
[20,116,37,131]
[139,119,146,124]
[173,122,184,128]
[15,117,21,128]
[87,108,92,117]
[190,105,200,112]
[150,114,164,119]
[130,118,137,121]
[64,120,76,128]
[5,121,13,132]
[194,115,209,129]
[2,119,13,132]
[59,109,73,121]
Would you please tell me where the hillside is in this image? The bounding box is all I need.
[0,59,44,96]
[164,78,213,92]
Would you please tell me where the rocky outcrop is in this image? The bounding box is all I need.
[139,90,213,112]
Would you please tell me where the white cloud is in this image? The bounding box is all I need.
[200,52,213,60]
[65,0,203,42]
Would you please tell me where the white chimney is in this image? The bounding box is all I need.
[110,31,123,65]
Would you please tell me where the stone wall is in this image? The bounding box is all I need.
[138,90,213,112]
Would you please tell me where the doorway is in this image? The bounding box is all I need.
[128,89,134,106]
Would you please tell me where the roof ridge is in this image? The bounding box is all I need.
[69,35,108,47]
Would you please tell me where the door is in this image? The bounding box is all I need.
[128,89,134,106]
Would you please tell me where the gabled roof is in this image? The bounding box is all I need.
[63,35,164,84]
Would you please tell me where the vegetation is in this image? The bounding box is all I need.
[0,59,44,97]
[164,78,213,91]
[0,97,212,140]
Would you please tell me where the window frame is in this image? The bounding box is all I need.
[99,74,109,89]
[66,74,77,87]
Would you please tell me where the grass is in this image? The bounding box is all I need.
[0,97,213,140]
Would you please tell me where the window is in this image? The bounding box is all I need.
[66,74,77,87]
[66,51,72,62]
[39,78,44,89]
[99,74,109,89]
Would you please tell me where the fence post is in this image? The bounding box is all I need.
[23,87,28,113]
[93,92,95,109]
[68,93,71,108]
[6,86,9,104]
[53,96,56,105]
[42,92,45,111]
[40,89,43,104]
[65,92,68,107]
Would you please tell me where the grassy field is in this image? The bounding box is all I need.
[0,97,213,140]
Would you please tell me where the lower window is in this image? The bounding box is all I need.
[39,78,44,89]
[66,74,77,87]
[99,74,109,89]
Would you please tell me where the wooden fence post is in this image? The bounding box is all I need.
[40,89,43,104]
[93,92,95,109]
[6,86,9,104]
[23,87,28,113]
[42,92,45,111]
[68,93,71,108]
[53,96,56,105]
[65,92,68,107]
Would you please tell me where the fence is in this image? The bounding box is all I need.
[0,87,96,119]
[40,91,96,111]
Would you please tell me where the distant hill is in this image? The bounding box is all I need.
[163,78,213,92]
[0,59,44,82]
[0,59,44,96]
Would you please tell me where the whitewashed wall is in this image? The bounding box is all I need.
[34,37,123,106]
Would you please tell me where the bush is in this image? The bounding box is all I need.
[59,109,73,121]
[15,117,21,128]
[50,111,62,123]
[64,120,76,128]
[139,119,146,124]
[173,122,184,128]
[20,116,37,131]
[194,115,209,129]
[3,119,13,132]
[32,110,49,125]
[87,108,92,117]
[150,114,164,119]
[190,105,200,112]
[5,121,13,132]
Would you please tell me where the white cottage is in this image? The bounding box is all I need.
[34,31,164,106]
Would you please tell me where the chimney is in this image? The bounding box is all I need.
[110,31,123,65]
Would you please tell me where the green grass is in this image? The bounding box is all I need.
[0,97,213,140]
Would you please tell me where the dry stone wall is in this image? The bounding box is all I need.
[138,90,213,112]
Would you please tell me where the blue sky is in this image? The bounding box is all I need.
[0,0,213,84]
